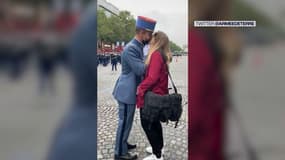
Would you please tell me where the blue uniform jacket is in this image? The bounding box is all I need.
[113,39,145,104]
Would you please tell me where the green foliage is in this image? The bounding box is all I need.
[97,10,135,44]
[170,41,182,52]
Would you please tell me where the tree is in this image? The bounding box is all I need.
[97,10,136,45]
[170,41,183,52]
[98,10,111,42]
[118,11,136,42]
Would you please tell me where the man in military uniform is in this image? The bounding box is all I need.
[113,16,156,160]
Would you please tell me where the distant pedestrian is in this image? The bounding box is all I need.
[111,54,118,71]
[35,40,57,95]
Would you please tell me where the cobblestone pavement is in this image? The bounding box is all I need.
[98,56,188,160]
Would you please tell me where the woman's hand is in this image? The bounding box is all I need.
[136,97,144,108]
[136,86,144,108]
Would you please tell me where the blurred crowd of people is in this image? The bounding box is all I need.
[0,36,69,96]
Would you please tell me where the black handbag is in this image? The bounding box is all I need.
[141,52,183,128]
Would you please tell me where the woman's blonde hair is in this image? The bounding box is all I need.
[145,31,172,66]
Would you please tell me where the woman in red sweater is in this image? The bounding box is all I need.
[136,31,172,160]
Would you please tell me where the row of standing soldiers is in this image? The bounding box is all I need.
[97,53,121,71]
[0,44,122,80]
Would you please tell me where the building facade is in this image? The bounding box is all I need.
[98,0,119,17]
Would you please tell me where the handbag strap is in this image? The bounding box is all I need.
[158,51,178,94]
[167,68,178,94]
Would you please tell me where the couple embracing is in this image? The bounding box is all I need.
[113,16,172,160]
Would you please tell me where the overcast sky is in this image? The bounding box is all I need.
[106,0,188,47]
[246,0,285,29]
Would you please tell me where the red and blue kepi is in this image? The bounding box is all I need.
[136,16,156,32]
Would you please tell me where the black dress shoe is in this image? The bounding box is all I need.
[127,143,137,150]
[114,153,138,160]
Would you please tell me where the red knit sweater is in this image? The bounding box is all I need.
[136,51,169,108]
